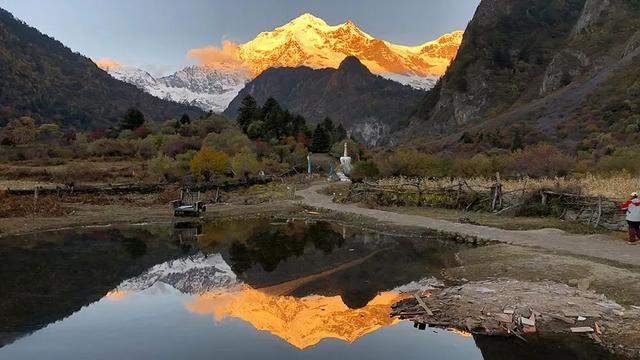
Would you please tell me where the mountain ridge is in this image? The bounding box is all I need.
[0,7,202,129]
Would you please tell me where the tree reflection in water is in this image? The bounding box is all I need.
[229,222,344,274]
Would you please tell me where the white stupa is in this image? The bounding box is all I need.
[340,142,352,175]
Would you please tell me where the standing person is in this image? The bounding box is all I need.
[621,192,640,244]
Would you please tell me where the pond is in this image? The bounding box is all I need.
[0,219,619,359]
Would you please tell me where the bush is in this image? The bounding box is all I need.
[378,148,452,178]
[593,146,640,175]
[161,137,187,157]
[204,128,252,156]
[450,153,499,178]
[231,149,261,179]
[350,161,380,182]
[147,155,181,182]
[508,144,572,177]
[88,139,136,157]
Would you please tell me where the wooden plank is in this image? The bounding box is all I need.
[413,293,434,316]
[570,327,594,333]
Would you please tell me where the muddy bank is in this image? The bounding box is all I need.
[0,201,301,239]
[392,279,640,358]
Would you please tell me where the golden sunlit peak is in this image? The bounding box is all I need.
[186,286,408,350]
[288,13,328,26]
[188,13,463,79]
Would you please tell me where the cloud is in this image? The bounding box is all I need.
[187,40,248,72]
[94,58,122,70]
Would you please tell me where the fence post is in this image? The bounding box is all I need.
[492,172,502,212]
[33,186,39,216]
[415,180,423,207]
[594,196,602,228]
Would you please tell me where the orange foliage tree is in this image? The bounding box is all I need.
[189,146,229,181]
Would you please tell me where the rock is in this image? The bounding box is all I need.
[613,310,625,317]
[540,49,591,95]
[572,0,611,35]
[476,287,495,294]
[597,301,624,311]
[577,316,587,321]
[563,310,580,318]
[520,317,536,326]
[623,31,640,58]
[465,318,482,332]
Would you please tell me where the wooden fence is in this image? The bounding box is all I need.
[342,174,626,230]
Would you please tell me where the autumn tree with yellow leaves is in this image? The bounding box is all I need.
[189,146,229,182]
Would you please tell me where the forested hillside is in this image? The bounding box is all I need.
[0,8,202,129]
[402,0,640,158]
[225,56,425,146]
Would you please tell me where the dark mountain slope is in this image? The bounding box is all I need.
[401,0,640,153]
[225,56,425,146]
[0,8,202,129]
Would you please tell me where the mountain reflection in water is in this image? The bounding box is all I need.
[0,219,621,360]
[187,287,405,350]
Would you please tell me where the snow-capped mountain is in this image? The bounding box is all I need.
[98,13,462,111]
[235,13,463,80]
[102,65,249,113]
[115,253,239,294]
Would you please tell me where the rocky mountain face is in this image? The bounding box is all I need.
[234,13,463,88]
[103,65,249,113]
[400,0,640,150]
[224,57,426,146]
[0,8,202,129]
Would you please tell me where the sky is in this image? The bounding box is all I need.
[1,0,480,76]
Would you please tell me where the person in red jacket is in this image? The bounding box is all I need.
[621,192,640,244]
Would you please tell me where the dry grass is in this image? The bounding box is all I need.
[0,192,71,218]
[376,173,640,200]
[0,159,142,185]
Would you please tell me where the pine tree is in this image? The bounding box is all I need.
[333,123,347,142]
[262,97,284,139]
[179,113,191,125]
[310,125,330,153]
[291,115,307,136]
[120,108,145,130]
[322,117,334,134]
[237,95,259,133]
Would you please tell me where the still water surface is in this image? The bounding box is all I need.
[0,220,618,359]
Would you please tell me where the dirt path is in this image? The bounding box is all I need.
[297,184,640,267]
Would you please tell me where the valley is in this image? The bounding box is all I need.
[1,0,640,359]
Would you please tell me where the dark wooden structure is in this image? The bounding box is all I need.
[171,188,206,217]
